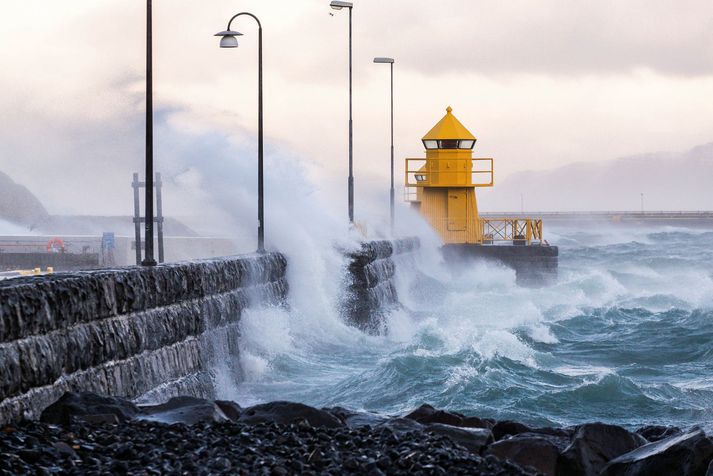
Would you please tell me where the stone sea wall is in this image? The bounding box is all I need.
[0,253,288,424]
[342,237,419,333]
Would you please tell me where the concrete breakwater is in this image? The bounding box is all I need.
[342,237,420,334]
[442,243,558,286]
[0,253,287,424]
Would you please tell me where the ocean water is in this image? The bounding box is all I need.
[220,225,713,431]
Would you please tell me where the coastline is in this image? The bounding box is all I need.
[1,392,711,476]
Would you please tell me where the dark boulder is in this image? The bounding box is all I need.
[486,433,566,476]
[636,425,682,443]
[238,401,344,428]
[376,417,424,435]
[463,416,496,429]
[405,403,463,427]
[425,423,493,453]
[404,403,493,429]
[325,407,389,428]
[492,420,572,441]
[492,421,534,440]
[559,422,646,476]
[215,400,242,421]
[139,396,229,425]
[601,428,713,476]
[40,392,139,425]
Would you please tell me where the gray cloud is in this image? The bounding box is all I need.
[354,0,713,77]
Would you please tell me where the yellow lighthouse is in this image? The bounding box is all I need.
[405,106,545,248]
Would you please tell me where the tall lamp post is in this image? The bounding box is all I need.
[330,1,355,224]
[373,57,395,233]
[215,13,266,253]
[142,0,157,266]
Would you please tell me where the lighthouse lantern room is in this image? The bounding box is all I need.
[405,106,544,246]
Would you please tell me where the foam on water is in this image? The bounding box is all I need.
[214,222,713,430]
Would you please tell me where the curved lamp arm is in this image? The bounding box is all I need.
[227,12,262,31]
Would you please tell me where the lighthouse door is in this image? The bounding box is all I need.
[447,190,467,231]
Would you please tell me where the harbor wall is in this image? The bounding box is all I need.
[0,253,287,424]
[343,237,420,334]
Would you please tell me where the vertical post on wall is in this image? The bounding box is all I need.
[142,0,157,266]
[132,173,142,265]
[389,61,394,234]
[156,172,165,263]
[347,6,354,224]
[257,25,265,253]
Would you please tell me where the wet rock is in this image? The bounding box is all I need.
[326,407,389,428]
[462,416,496,429]
[486,433,565,476]
[238,401,344,428]
[636,425,682,442]
[78,413,121,425]
[404,404,495,431]
[602,428,713,476]
[493,420,534,440]
[39,392,139,425]
[52,441,78,459]
[215,400,242,421]
[138,396,229,425]
[405,404,464,427]
[425,423,493,453]
[559,422,646,476]
[376,417,424,435]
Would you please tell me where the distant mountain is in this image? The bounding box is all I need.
[0,171,196,236]
[0,171,49,227]
[481,143,713,212]
[34,215,197,237]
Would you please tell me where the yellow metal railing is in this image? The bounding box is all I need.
[480,218,543,244]
[404,158,493,201]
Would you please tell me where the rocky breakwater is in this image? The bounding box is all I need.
[0,253,288,425]
[3,393,712,476]
[342,237,419,334]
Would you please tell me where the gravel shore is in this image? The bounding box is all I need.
[2,392,712,476]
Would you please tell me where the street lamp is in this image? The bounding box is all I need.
[330,1,355,224]
[215,13,265,253]
[373,57,395,233]
[142,0,157,266]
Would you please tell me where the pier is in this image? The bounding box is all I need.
[481,211,713,227]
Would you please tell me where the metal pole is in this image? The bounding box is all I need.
[257,26,265,253]
[347,7,354,224]
[132,173,141,265]
[156,172,165,263]
[142,0,157,266]
[225,12,265,253]
[389,61,394,234]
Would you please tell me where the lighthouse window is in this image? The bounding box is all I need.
[439,139,459,149]
[459,140,475,149]
[423,140,438,149]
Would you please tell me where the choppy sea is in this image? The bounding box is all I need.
[220,225,713,431]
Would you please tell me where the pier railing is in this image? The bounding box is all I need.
[479,218,543,244]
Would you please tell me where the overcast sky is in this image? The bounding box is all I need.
[0,0,712,222]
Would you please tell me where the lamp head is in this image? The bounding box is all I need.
[215,30,243,48]
[373,57,395,64]
[330,1,353,10]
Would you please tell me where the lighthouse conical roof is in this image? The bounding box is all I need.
[422,106,476,141]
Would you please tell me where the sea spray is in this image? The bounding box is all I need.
[217,225,713,431]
